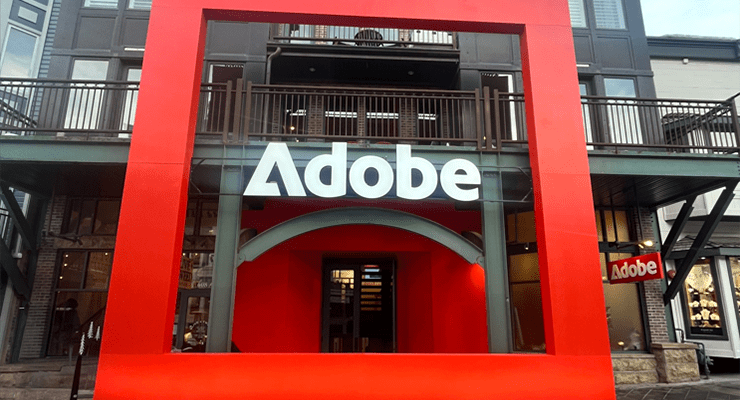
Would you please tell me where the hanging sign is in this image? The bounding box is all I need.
[243,142,481,201]
[608,252,664,284]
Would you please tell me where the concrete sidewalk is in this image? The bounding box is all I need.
[616,374,740,399]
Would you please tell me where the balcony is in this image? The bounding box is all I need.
[269,24,457,49]
[1,78,738,156]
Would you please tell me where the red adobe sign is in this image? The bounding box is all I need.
[608,252,664,284]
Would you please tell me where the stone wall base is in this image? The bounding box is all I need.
[652,342,700,383]
[612,353,659,385]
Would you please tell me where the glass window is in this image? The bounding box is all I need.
[84,252,113,289]
[48,250,113,356]
[568,0,588,28]
[593,0,626,29]
[604,78,636,98]
[199,202,218,236]
[0,27,37,78]
[128,0,151,9]
[65,60,109,130]
[184,200,196,236]
[58,252,87,289]
[509,252,545,352]
[603,78,641,144]
[119,68,141,130]
[93,200,120,235]
[64,198,120,236]
[84,0,118,8]
[683,259,723,336]
[180,252,214,289]
[729,257,740,320]
[595,209,631,243]
[601,253,646,351]
[77,200,96,235]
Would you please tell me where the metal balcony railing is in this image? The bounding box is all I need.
[1,78,738,155]
[269,24,457,48]
[581,94,740,154]
[197,80,526,150]
[0,78,139,139]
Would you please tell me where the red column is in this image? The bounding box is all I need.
[521,23,611,357]
[99,4,207,355]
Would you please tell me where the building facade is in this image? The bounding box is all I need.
[0,0,738,397]
[649,36,740,359]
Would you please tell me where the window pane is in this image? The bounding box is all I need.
[684,259,722,336]
[65,199,82,234]
[65,60,109,130]
[128,0,151,9]
[613,210,630,242]
[511,283,545,352]
[593,0,626,29]
[199,202,218,236]
[181,252,214,289]
[568,0,587,28]
[84,251,113,289]
[93,200,120,234]
[730,257,740,320]
[58,252,87,289]
[509,253,539,283]
[84,0,118,8]
[603,282,645,350]
[47,292,107,356]
[120,68,141,130]
[77,200,96,235]
[595,210,603,241]
[184,200,196,235]
[0,28,37,78]
[604,78,636,97]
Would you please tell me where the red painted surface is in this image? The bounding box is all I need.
[98,0,616,397]
[231,225,487,353]
[95,353,616,400]
[608,252,664,284]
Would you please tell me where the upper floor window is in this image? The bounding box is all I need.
[0,27,37,78]
[593,0,626,29]
[84,0,118,9]
[63,199,121,236]
[128,0,152,10]
[568,0,588,28]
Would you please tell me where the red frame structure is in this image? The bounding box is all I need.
[95,0,615,398]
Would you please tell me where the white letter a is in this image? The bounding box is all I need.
[244,143,306,196]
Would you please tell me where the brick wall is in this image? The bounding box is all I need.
[17,195,66,359]
[632,207,670,344]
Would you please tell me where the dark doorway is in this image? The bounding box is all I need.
[321,259,395,353]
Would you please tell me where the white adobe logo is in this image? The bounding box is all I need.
[243,142,481,201]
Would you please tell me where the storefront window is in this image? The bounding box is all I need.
[47,251,112,356]
[601,253,645,351]
[683,259,723,336]
[729,257,740,321]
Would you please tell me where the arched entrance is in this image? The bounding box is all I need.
[232,211,488,353]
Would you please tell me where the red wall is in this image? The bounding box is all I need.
[232,224,487,353]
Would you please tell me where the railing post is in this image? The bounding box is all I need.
[474,88,483,150]
[493,88,502,151]
[222,80,232,143]
[242,81,251,144]
[483,86,493,151]
[232,78,244,144]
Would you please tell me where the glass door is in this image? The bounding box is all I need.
[322,259,395,353]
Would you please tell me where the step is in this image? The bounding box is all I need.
[0,388,93,400]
